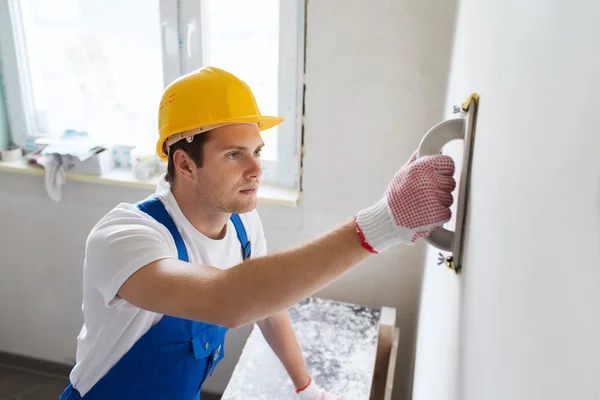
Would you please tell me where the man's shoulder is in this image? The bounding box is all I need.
[92,202,148,229]
[87,200,168,245]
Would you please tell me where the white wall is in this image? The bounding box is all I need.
[0,1,458,398]
[413,1,600,399]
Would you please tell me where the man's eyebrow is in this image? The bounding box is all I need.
[220,143,265,151]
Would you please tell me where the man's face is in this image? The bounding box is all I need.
[194,123,264,214]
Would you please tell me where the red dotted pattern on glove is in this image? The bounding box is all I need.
[386,154,455,230]
[411,230,430,242]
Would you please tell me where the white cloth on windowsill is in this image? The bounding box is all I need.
[37,154,66,201]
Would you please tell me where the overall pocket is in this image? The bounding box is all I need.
[145,341,211,400]
[191,327,226,390]
[145,326,227,400]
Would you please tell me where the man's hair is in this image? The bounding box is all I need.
[164,131,212,183]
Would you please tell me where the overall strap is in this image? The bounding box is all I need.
[137,197,251,262]
[136,197,189,262]
[230,213,251,261]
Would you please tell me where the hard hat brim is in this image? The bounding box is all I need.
[156,115,285,161]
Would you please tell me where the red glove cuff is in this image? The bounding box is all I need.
[295,377,312,394]
[354,216,378,254]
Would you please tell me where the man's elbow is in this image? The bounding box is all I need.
[225,318,244,329]
[195,296,251,329]
[193,272,262,329]
[184,305,242,329]
[218,311,250,329]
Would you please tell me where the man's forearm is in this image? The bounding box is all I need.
[257,310,311,390]
[215,219,370,328]
[119,219,370,329]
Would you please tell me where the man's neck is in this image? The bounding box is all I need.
[170,183,230,240]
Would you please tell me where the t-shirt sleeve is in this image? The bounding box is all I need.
[84,205,177,307]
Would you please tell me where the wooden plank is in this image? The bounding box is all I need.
[383,328,400,400]
[370,307,396,400]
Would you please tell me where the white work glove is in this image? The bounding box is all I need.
[296,378,343,400]
[355,150,456,253]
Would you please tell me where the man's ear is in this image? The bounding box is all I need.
[172,149,196,182]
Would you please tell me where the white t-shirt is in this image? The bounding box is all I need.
[69,177,267,396]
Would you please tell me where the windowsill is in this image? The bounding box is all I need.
[0,160,301,207]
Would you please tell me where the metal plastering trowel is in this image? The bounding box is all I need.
[416,93,479,274]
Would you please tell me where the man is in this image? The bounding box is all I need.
[59,66,455,399]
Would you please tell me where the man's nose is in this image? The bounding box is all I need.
[246,156,263,179]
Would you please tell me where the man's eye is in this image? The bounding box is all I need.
[254,149,262,157]
[227,153,239,160]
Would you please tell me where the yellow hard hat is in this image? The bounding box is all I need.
[156,66,284,160]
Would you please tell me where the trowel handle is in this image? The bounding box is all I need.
[416,118,465,251]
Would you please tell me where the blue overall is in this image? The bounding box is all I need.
[60,196,251,400]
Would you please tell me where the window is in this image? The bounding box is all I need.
[0,0,305,188]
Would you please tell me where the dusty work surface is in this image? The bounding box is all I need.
[222,297,381,399]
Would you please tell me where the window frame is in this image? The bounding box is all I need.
[0,0,305,189]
